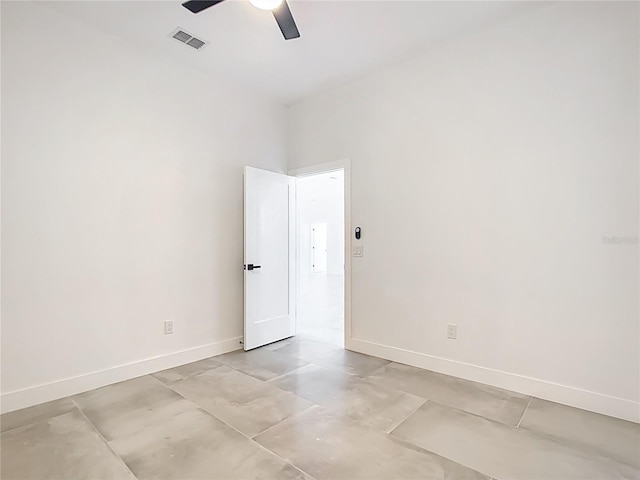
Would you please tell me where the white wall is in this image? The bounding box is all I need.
[297,171,345,276]
[1,2,287,412]
[288,2,639,421]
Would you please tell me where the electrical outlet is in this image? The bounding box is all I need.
[353,245,364,257]
[164,320,174,335]
[447,324,457,339]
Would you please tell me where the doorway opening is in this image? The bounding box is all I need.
[295,169,345,347]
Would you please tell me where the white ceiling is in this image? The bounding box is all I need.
[44,1,549,105]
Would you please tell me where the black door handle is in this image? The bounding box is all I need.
[245,264,262,271]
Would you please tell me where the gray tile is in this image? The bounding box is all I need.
[152,357,221,384]
[264,337,298,351]
[366,362,530,426]
[73,375,193,441]
[391,401,640,480]
[271,364,425,432]
[1,409,135,480]
[274,337,390,377]
[255,405,489,480]
[110,404,309,480]
[215,347,308,381]
[519,398,640,468]
[1,397,76,432]
[167,365,315,437]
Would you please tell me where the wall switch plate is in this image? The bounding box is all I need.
[447,324,457,339]
[353,245,364,257]
[164,320,174,335]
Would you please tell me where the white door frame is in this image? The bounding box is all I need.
[288,159,351,348]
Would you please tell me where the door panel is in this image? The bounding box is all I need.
[244,166,295,350]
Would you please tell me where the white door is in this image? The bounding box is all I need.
[244,166,296,350]
[311,223,327,273]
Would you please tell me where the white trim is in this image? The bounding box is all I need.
[289,159,352,347]
[0,337,242,414]
[348,337,640,424]
[288,159,347,178]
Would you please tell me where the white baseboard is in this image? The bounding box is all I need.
[0,337,243,414]
[346,337,640,424]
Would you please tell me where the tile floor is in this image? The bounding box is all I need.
[297,273,344,347]
[2,336,639,480]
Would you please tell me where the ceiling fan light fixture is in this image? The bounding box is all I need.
[182,0,299,40]
[249,0,283,10]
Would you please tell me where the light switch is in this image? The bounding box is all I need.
[353,245,363,257]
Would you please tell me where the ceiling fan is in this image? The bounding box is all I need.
[182,0,300,40]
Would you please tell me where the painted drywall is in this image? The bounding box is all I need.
[288,2,639,420]
[1,2,287,411]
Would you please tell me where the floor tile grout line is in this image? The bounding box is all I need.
[250,404,320,440]
[70,398,138,480]
[215,350,311,383]
[266,356,425,412]
[359,374,428,400]
[360,367,533,428]
[147,359,324,443]
[391,393,640,474]
[158,375,315,478]
[150,358,224,384]
[267,354,389,380]
[3,347,539,479]
[516,396,533,428]
[158,370,317,450]
[250,430,319,480]
[219,341,521,437]
[154,353,324,409]
[384,398,429,434]
[163,380,319,480]
[407,397,525,429]
[382,423,495,478]
[361,361,392,380]
[265,364,315,383]
[218,408,316,478]
[212,398,320,479]
[147,371,194,390]
[0,404,77,435]
[40,345,516,477]
[162,342,528,423]
[269,360,356,381]
[257,335,380,374]
[146,374,285,446]
[154,358,282,391]
[157,379,260,440]
[116,377,319,480]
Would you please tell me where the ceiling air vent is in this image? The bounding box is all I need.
[186,37,205,49]
[169,28,208,50]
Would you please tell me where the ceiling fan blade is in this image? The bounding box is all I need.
[272,1,300,40]
[182,0,225,14]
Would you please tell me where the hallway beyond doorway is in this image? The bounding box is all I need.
[297,272,344,346]
[295,169,345,348]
